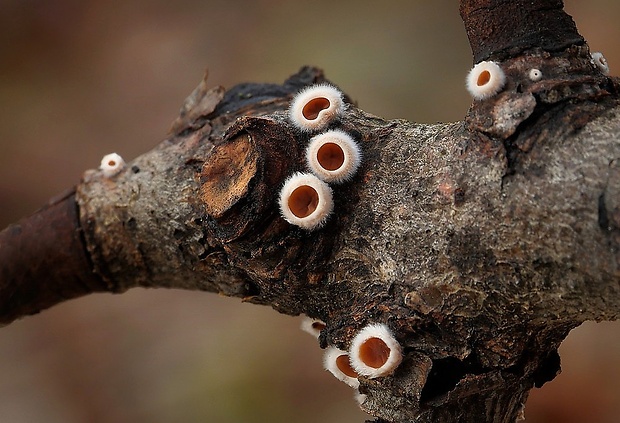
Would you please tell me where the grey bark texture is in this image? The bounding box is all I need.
[1,1,620,422]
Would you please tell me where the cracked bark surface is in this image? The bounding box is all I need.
[1,1,620,422]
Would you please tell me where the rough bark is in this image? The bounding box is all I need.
[1,1,620,422]
[460,0,584,63]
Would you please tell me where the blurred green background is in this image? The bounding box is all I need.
[1,1,620,422]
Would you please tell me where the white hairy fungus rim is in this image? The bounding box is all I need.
[100,153,125,177]
[349,323,403,378]
[306,129,362,183]
[528,68,543,82]
[323,346,360,389]
[289,84,345,132]
[466,61,506,100]
[300,316,326,338]
[278,172,333,230]
[591,52,610,75]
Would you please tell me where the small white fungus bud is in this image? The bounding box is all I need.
[100,153,125,177]
[354,391,367,407]
[300,316,326,338]
[591,52,610,75]
[528,68,543,82]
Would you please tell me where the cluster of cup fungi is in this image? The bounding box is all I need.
[279,84,362,230]
[92,52,611,408]
[287,84,404,406]
[291,52,611,407]
[465,51,610,100]
[301,316,403,407]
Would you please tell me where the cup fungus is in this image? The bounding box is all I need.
[300,316,327,338]
[349,323,403,378]
[591,52,610,75]
[289,84,345,132]
[278,172,334,230]
[466,60,506,100]
[99,153,125,177]
[323,347,360,389]
[306,129,362,183]
[528,68,543,82]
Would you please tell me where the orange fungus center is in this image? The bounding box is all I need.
[302,97,330,120]
[359,337,390,369]
[288,185,319,218]
[312,321,326,331]
[317,142,345,171]
[336,354,359,378]
[477,70,491,86]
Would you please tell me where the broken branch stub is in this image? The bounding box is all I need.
[200,116,300,241]
[75,68,334,301]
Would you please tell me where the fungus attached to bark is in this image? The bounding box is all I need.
[300,316,326,338]
[289,84,345,132]
[466,61,506,100]
[349,323,403,378]
[278,172,334,230]
[306,129,362,183]
[528,68,543,82]
[99,153,125,177]
[323,346,360,388]
[591,52,610,75]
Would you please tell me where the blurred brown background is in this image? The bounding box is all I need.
[1,1,619,422]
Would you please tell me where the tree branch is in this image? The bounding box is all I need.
[2,1,620,422]
[0,189,106,324]
[460,0,584,62]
